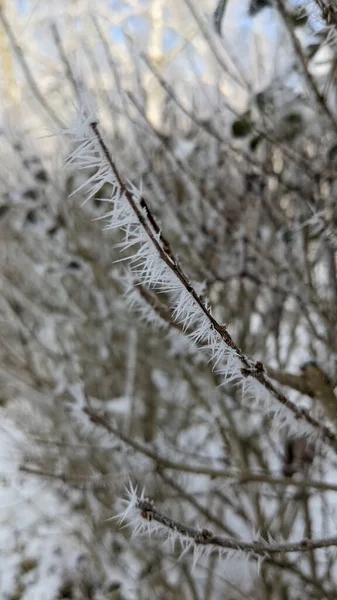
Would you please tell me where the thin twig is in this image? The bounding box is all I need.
[84,406,337,493]
[0,8,63,127]
[312,0,337,30]
[276,0,337,132]
[50,22,81,102]
[89,121,337,449]
[135,498,337,555]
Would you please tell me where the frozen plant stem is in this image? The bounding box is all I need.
[90,120,241,353]
[133,497,337,556]
[87,120,337,451]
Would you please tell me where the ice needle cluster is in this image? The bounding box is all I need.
[63,108,323,558]
[64,109,245,385]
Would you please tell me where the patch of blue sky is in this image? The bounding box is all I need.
[109,26,125,45]
[17,0,31,15]
[163,28,181,53]
[114,14,149,41]
[109,15,179,52]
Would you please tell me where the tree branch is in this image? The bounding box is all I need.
[89,121,337,451]
[134,497,337,555]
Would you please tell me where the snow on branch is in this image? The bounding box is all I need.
[64,110,337,449]
[117,482,337,560]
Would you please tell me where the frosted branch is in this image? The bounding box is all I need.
[120,484,337,557]
[65,115,337,451]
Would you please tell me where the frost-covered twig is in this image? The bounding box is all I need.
[90,123,243,356]
[65,115,337,449]
[120,484,337,556]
